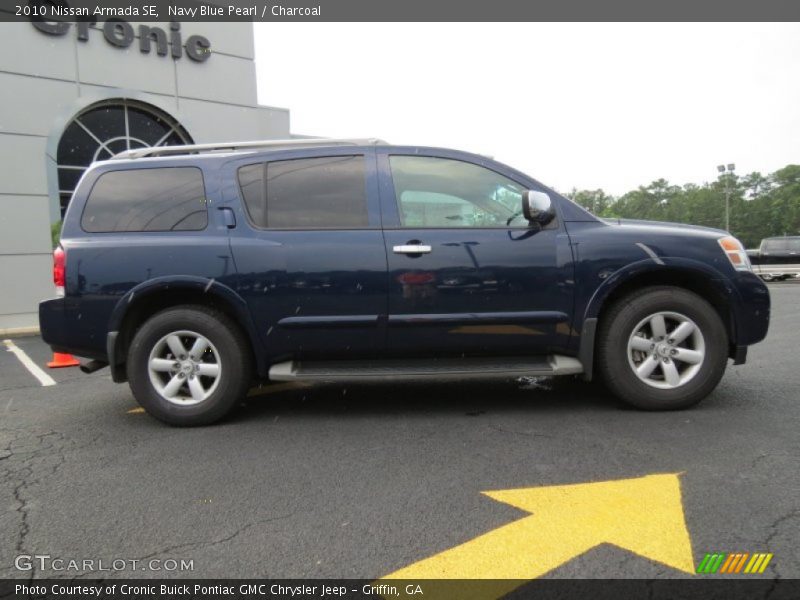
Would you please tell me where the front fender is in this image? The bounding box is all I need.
[583,257,738,322]
[576,257,743,381]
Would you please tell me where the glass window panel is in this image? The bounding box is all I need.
[77,105,126,143]
[238,163,266,227]
[82,167,207,233]
[399,191,476,228]
[162,132,188,147]
[57,168,85,192]
[59,193,72,214]
[106,139,130,156]
[389,155,526,228]
[765,239,789,252]
[237,156,368,229]
[127,106,172,146]
[57,121,101,166]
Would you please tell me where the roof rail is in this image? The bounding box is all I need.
[111,138,388,160]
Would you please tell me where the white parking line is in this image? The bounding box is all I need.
[3,339,56,387]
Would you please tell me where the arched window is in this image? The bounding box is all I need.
[56,100,192,215]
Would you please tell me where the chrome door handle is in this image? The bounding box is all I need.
[393,244,432,254]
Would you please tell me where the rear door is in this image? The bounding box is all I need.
[223,147,388,361]
[377,149,574,357]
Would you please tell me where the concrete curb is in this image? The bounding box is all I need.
[0,326,41,338]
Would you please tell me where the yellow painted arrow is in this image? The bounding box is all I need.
[381,473,693,599]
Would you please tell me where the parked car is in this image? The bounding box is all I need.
[40,139,771,425]
[747,236,800,281]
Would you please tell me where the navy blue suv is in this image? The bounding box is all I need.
[39,139,771,425]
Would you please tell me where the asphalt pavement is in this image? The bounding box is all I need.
[0,284,798,583]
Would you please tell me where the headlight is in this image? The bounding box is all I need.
[718,236,751,271]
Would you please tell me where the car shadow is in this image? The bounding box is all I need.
[228,376,624,424]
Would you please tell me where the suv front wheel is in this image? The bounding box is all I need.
[597,286,728,410]
[127,305,252,426]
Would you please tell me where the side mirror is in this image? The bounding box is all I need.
[522,190,555,225]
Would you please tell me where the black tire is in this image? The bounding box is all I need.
[597,286,728,410]
[127,305,252,426]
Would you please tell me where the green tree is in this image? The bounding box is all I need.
[568,164,800,249]
[766,165,800,238]
[51,220,62,249]
[569,188,614,215]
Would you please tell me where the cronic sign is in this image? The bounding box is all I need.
[31,16,211,62]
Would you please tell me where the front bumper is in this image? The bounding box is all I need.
[730,271,771,346]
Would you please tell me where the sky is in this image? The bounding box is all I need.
[253,23,800,196]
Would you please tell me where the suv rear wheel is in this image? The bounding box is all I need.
[127,305,252,426]
[597,286,728,410]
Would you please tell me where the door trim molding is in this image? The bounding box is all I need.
[387,311,568,326]
[277,315,380,329]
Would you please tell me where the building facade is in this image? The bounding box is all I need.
[0,19,291,333]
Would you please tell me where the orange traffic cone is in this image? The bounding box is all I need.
[47,352,80,368]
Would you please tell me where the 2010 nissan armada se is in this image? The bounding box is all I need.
[39,139,770,426]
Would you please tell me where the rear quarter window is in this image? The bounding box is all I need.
[81,167,208,233]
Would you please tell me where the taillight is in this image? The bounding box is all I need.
[53,246,65,297]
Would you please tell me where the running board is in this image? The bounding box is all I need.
[268,355,583,382]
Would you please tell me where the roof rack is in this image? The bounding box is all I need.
[111,138,388,160]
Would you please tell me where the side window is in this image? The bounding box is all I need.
[389,155,527,228]
[237,155,368,229]
[81,167,207,233]
[763,239,788,253]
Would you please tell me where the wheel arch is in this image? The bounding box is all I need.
[579,259,740,380]
[107,276,266,382]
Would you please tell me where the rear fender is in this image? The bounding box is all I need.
[107,276,266,380]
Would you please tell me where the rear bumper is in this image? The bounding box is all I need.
[39,298,70,353]
[38,298,106,360]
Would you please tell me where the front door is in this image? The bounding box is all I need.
[378,151,574,357]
